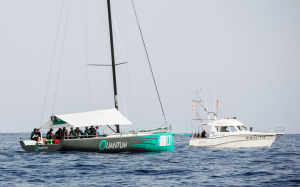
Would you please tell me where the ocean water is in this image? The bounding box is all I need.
[0,134,299,186]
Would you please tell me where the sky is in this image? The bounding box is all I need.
[0,0,299,133]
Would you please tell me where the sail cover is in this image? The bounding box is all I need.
[40,108,132,129]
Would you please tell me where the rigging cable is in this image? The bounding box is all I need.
[85,0,92,111]
[39,0,65,127]
[112,10,127,60]
[130,0,167,125]
[111,8,132,120]
[117,76,128,119]
[119,0,132,120]
[52,0,72,115]
[87,0,106,64]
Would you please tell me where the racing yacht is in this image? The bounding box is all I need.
[20,0,174,153]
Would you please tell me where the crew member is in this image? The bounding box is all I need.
[89,126,96,136]
[95,126,102,137]
[46,128,56,140]
[84,127,91,138]
[69,127,76,139]
[201,130,209,138]
[55,128,63,140]
[75,127,84,138]
[36,129,41,138]
[62,127,68,139]
[31,128,37,140]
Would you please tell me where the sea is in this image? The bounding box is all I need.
[0,133,299,186]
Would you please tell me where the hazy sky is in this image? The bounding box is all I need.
[0,0,299,133]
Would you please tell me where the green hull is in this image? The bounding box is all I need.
[20,132,174,153]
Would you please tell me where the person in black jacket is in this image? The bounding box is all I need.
[55,128,63,140]
[84,127,91,138]
[75,127,84,138]
[69,127,76,139]
[89,126,96,136]
[31,128,37,140]
[46,128,55,140]
[36,129,41,138]
[201,130,208,138]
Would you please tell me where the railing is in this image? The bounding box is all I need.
[267,127,285,133]
[252,127,285,133]
[19,125,170,141]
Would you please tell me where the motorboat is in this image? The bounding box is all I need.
[188,117,284,147]
[187,91,284,148]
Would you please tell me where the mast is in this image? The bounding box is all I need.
[107,0,120,133]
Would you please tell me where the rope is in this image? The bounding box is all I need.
[85,0,92,111]
[130,0,167,125]
[52,0,71,115]
[39,0,65,127]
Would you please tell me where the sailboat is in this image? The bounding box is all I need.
[20,0,174,153]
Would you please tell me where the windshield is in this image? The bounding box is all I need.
[237,126,245,131]
[237,126,247,131]
[215,126,230,132]
[230,126,238,132]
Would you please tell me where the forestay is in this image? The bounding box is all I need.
[40,108,132,129]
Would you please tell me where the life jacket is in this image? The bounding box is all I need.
[31,133,37,140]
[90,128,96,135]
[70,130,76,135]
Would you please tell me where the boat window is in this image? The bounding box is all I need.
[241,126,247,131]
[237,126,245,131]
[230,126,238,132]
[215,126,230,132]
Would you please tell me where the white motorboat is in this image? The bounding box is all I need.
[187,91,284,148]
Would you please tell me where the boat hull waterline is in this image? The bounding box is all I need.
[188,133,283,148]
[20,132,174,153]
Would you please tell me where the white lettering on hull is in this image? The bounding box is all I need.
[246,136,266,140]
[106,142,127,149]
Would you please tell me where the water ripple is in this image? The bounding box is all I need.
[0,133,299,186]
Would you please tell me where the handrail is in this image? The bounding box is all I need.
[252,127,285,133]
[20,127,170,141]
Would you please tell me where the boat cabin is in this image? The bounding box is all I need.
[200,118,249,138]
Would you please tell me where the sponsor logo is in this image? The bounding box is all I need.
[198,141,206,144]
[159,135,172,146]
[38,147,48,150]
[35,146,48,151]
[115,95,118,107]
[24,141,36,145]
[99,140,107,150]
[99,140,127,150]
